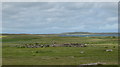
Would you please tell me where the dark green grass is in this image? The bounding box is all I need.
[2,35,118,45]
[2,35,118,65]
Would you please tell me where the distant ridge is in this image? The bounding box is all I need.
[61,32,118,34]
[1,32,118,35]
[61,32,91,34]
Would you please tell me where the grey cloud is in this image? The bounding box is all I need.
[2,2,118,34]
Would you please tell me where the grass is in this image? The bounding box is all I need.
[2,34,118,65]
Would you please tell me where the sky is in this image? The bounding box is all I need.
[2,2,118,34]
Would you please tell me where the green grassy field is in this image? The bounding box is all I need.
[2,34,118,65]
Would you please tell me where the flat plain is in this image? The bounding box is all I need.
[2,34,118,65]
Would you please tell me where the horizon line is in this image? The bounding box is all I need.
[1,32,119,34]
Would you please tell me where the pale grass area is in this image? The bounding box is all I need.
[0,38,2,66]
[0,36,7,38]
[0,45,2,66]
[0,58,2,66]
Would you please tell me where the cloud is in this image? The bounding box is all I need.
[99,23,118,31]
[106,17,118,22]
[0,3,2,32]
[2,2,118,34]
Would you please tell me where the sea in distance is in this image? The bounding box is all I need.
[59,34,118,37]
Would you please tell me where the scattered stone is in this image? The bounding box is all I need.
[105,49,113,52]
[81,62,106,65]
[31,51,34,53]
[80,51,84,54]
[15,43,90,48]
[70,56,74,58]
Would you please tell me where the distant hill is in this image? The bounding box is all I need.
[61,32,91,34]
[1,32,118,35]
[60,32,118,34]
